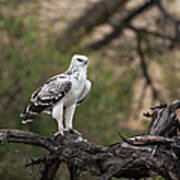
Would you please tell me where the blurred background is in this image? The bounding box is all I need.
[0,0,180,179]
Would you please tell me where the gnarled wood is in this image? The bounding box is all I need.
[0,101,180,179]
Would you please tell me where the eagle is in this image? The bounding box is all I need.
[20,55,91,136]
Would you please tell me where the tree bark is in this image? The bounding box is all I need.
[0,101,180,179]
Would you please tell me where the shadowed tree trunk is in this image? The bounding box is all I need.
[0,100,180,179]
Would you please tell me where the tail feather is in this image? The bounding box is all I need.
[20,101,49,124]
[21,119,33,124]
[20,109,36,124]
[20,103,38,124]
[20,111,36,120]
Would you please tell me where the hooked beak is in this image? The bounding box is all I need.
[85,60,88,65]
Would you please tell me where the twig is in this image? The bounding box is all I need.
[127,24,174,42]
[133,28,164,103]
[86,0,156,50]
[157,0,180,45]
[157,0,180,24]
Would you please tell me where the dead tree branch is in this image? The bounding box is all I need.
[86,0,156,50]
[157,0,180,24]
[156,0,180,47]
[56,0,129,50]
[0,101,180,179]
[86,0,180,51]
[0,129,58,151]
[126,24,164,103]
[127,24,175,42]
[136,30,164,102]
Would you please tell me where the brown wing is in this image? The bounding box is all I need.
[21,77,72,121]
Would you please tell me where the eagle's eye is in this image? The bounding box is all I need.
[77,58,83,62]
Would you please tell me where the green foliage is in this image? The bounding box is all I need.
[154,176,165,180]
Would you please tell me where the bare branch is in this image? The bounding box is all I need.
[56,0,129,50]
[127,24,175,42]
[157,0,180,24]
[137,32,163,102]
[0,129,58,151]
[157,0,180,45]
[86,0,156,50]
[0,101,180,179]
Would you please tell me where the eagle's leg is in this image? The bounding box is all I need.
[65,104,82,136]
[52,101,64,136]
[65,104,76,130]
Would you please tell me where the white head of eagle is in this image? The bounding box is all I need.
[71,54,89,67]
[21,54,92,136]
